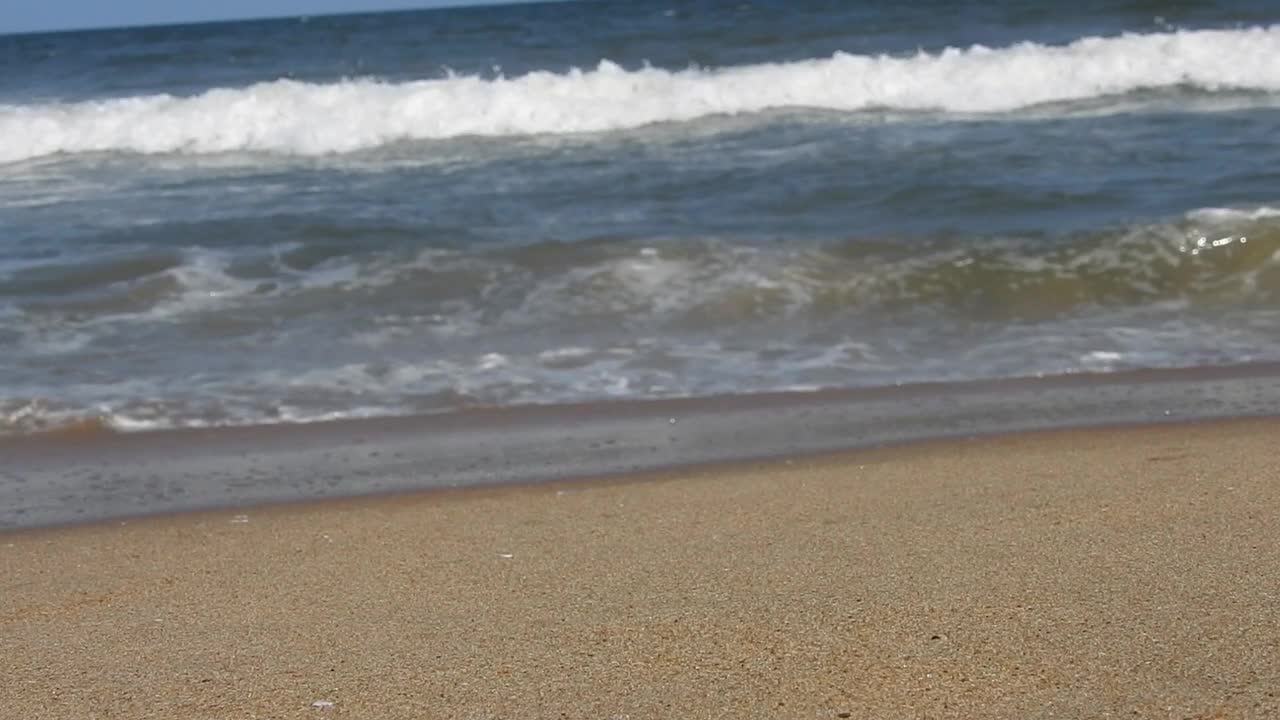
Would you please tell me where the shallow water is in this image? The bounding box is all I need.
[3,0,1280,432]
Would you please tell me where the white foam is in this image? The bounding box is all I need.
[476,352,509,371]
[538,346,594,363]
[4,26,1280,163]
[135,250,256,320]
[1186,205,1280,223]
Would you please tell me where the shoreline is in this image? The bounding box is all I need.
[3,412,1275,538]
[5,418,1279,717]
[5,361,1280,531]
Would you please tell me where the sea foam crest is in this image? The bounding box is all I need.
[3,25,1280,163]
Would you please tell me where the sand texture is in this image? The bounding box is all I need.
[3,419,1279,718]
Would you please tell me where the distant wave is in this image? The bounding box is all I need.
[3,25,1280,163]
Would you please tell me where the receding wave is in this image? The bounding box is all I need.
[4,204,1280,435]
[4,25,1280,163]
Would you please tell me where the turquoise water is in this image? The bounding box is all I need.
[2,0,1280,432]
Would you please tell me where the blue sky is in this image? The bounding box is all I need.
[3,1,509,34]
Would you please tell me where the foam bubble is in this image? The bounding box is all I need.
[4,26,1280,163]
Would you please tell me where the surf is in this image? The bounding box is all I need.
[3,25,1280,164]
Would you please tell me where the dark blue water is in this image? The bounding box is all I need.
[2,0,1280,432]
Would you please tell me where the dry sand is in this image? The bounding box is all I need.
[3,418,1279,719]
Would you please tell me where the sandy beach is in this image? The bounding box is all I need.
[9,2,1280,718]
[3,417,1278,718]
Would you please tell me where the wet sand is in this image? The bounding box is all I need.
[3,417,1279,718]
[6,362,1280,530]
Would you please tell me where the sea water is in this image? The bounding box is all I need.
[2,0,1280,433]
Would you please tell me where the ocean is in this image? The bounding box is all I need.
[3,0,1280,435]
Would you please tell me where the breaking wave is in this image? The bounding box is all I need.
[4,25,1280,163]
